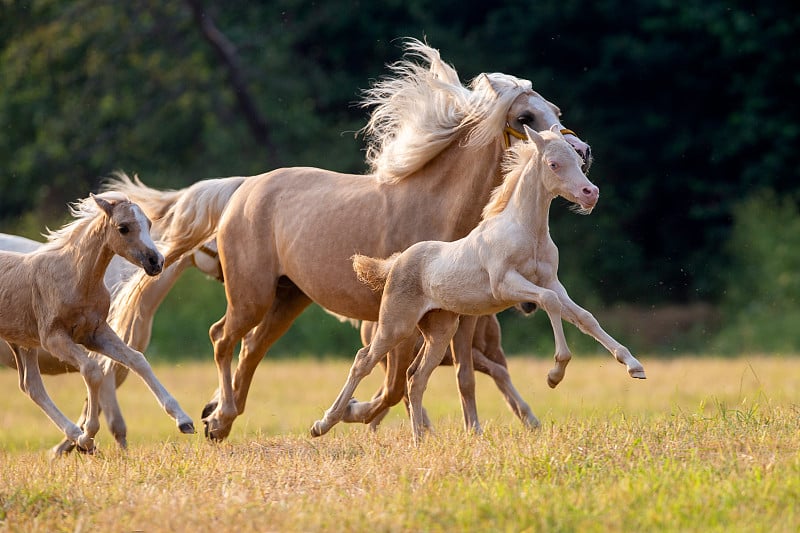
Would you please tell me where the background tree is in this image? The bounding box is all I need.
[1,1,798,356]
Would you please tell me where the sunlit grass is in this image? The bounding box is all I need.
[0,355,799,531]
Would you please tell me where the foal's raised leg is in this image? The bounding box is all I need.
[550,282,646,380]
[12,343,99,451]
[494,271,573,388]
[407,310,461,445]
[85,323,194,434]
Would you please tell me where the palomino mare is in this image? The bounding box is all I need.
[311,128,646,444]
[109,39,592,440]
[0,194,194,451]
[0,231,221,455]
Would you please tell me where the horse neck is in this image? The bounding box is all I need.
[65,217,116,292]
[409,134,506,238]
[505,161,554,241]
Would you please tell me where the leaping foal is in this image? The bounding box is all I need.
[0,193,194,452]
[312,127,645,444]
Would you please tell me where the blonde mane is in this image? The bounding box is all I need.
[41,192,130,249]
[361,39,533,183]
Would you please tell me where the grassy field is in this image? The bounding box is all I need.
[0,354,798,532]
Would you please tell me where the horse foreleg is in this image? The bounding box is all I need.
[231,289,311,415]
[495,271,573,388]
[86,323,194,435]
[14,341,98,452]
[551,282,646,380]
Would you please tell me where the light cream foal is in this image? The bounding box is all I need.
[311,127,645,444]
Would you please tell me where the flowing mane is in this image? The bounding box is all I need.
[481,139,541,220]
[362,39,534,183]
[41,192,130,249]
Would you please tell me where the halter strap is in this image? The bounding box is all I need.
[503,124,578,148]
[190,243,224,283]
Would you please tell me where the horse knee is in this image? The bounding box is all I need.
[538,290,562,314]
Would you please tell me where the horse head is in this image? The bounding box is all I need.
[524,126,599,213]
[92,194,164,276]
[477,73,592,171]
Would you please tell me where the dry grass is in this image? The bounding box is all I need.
[0,355,799,532]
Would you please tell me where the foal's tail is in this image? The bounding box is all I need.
[353,252,400,292]
[104,171,247,267]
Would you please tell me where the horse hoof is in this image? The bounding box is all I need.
[77,443,97,455]
[310,421,326,438]
[629,369,647,379]
[546,374,560,389]
[179,422,196,434]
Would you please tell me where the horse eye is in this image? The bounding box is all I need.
[549,162,559,170]
[118,225,129,235]
[517,115,532,125]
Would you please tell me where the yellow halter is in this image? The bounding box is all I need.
[503,125,577,148]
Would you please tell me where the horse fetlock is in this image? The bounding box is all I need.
[76,433,95,452]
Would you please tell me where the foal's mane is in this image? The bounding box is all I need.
[362,38,534,183]
[41,192,130,249]
[482,138,544,220]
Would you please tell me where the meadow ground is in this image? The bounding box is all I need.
[0,354,798,532]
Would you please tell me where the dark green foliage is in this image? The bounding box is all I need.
[713,190,800,353]
[1,1,798,357]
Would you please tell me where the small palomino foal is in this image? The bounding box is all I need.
[0,193,194,451]
[312,127,646,444]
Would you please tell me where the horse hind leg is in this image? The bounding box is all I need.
[407,310,460,445]
[311,315,416,437]
[202,285,311,440]
[13,343,98,453]
[344,333,419,426]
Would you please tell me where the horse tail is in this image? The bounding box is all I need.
[106,174,247,335]
[104,171,247,265]
[102,172,182,232]
[154,176,248,266]
[353,252,400,292]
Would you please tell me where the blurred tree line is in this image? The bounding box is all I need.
[1,1,798,357]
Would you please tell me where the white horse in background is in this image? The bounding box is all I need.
[311,127,646,444]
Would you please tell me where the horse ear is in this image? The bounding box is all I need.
[91,193,115,218]
[523,125,545,150]
[473,73,499,97]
